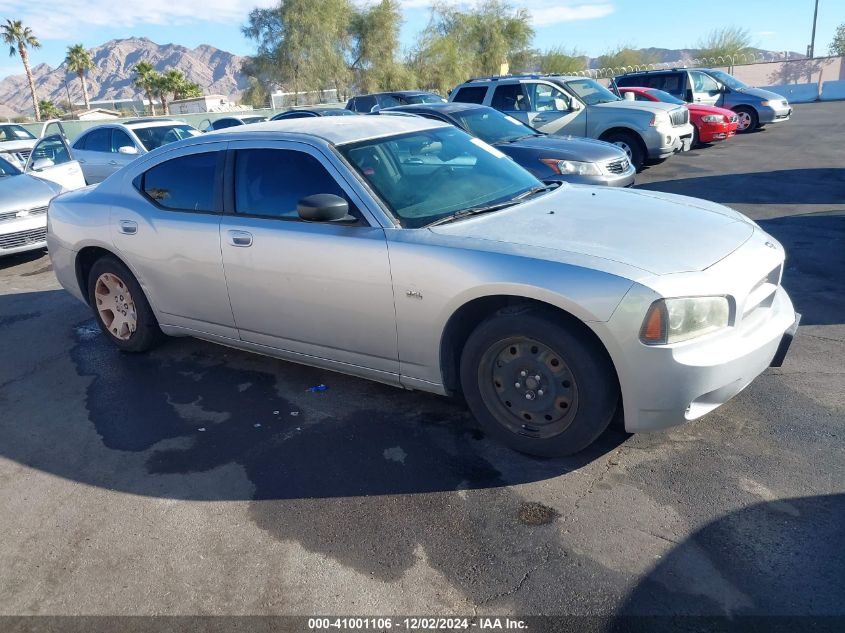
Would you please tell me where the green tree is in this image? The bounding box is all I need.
[696,26,753,61]
[38,99,62,120]
[350,0,410,93]
[243,0,353,105]
[133,61,158,115]
[242,75,269,108]
[65,44,94,110]
[1,20,41,121]
[411,1,534,93]
[538,47,586,74]
[597,45,651,71]
[830,23,845,56]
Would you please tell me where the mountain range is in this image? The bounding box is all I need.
[0,37,248,118]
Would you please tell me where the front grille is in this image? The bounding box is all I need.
[0,226,47,249]
[605,157,630,174]
[743,264,783,318]
[0,206,48,223]
[670,108,689,127]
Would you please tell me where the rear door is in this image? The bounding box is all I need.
[24,134,85,191]
[523,81,587,136]
[490,83,531,124]
[72,128,113,183]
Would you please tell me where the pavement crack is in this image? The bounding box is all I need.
[0,351,67,392]
[475,549,556,609]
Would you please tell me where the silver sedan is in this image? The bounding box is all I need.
[46,116,798,456]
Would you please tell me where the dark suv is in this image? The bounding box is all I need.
[346,91,445,113]
[614,68,791,133]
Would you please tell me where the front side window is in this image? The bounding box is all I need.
[132,124,200,151]
[563,79,621,105]
[0,124,36,142]
[234,148,358,221]
[451,86,488,105]
[525,83,571,112]
[111,129,135,153]
[339,126,540,228]
[690,71,721,94]
[30,135,72,165]
[707,70,747,91]
[141,152,218,212]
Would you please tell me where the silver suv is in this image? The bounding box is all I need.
[449,74,694,170]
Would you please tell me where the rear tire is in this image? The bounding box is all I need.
[87,256,163,353]
[734,107,758,134]
[460,307,619,457]
[603,130,646,171]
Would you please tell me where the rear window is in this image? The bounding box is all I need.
[451,86,487,104]
[141,152,219,212]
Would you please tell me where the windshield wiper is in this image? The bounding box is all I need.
[424,184,559,228]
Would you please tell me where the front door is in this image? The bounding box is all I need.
[219,141,399,377]
[110,142,237,338]
[24,134,85,191]
[523,81,587,136]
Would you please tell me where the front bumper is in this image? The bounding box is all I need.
[699,121,738,143]
[0,214,48,257]
[758,105,792,124]
[646,123,695,158]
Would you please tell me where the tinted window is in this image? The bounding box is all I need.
[0,124,36,141]
[111,129,135,152]
[379,95,402,108]
[132,124,200,151]
[212,119,240,130]
[353,95,377,112]
[491,84,527,111]
[653,74,684,98]
[452,86,487,104]
[234,149,357,221]
[80,128,111,152]
[142,152,218,212]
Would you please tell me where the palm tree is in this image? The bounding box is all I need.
[152,71,173,115]
[133,61,158,115]
[65,44,93,110]
[1,20,41,121]
[38,99,62,120]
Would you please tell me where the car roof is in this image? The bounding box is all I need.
[205,115,448,145]
[386,102,485,115]
[461,74,584,85]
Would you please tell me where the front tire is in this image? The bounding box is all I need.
[734,107,758,134]
[603,131,645,171]
[87,256,163,352]
[460,308,619,457]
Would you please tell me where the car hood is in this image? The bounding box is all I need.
[735,86,787,102]
[496,135,625,162]
[429,185,755,275]
[593,99,678,114]
[0,174,58,212]
[688,103,736,117]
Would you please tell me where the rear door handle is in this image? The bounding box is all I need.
[228,230,253,247]
[118,220,137,235]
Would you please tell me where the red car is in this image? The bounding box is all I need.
[618,87,738,146]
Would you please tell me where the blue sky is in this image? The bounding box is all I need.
[0,0,842,80]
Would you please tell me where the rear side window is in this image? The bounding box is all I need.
[141,152,218,212]
[353,95,377,112]
[491,84,527,111]
[452,86,487,104]
[234,148,359,221]
[212,119,240,130]
[79,128,111,152]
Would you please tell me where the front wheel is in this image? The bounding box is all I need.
[602,131,645,171]
[87,256,163,352]
[734,107,758,134]
[460,308,619,456]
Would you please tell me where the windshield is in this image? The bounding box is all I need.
[133,124,201,151]
[0,124,36,142]
[564,79,621,105]
[339,126,541,228]
[407,94,446,104]
[708,70,748,90]
[645,89,686,105]
[453,108,537,144]
[0,155,22,175]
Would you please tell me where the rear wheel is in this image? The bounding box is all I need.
[87,256,163,352]
[460,308,619,456]
[603,130,645,171]
[734,107,758,134]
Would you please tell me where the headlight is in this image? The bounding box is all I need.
[649,112,670,127]
[640,296,730,345]
[701,114,725,123]
[540,158,602,176]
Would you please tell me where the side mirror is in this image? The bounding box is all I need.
[31,158,54,171]
[118,145,139,155]
[297,194,355,223]
[370,105,381,113]
[623,91,636,101]
[569,100,582,111]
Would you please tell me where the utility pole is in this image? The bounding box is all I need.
[809,0,820,58]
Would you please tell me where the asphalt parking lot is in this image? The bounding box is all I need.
[0,102,843,623]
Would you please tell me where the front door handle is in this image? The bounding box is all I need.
[108,160,119,165]
[118,220,137,235]
[228,230,253,247]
